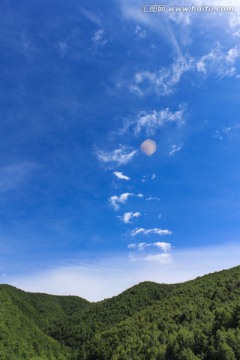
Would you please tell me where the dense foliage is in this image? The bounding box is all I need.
[1,266,240,359]
[0,285,89,359]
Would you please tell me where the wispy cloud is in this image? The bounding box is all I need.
[129,253,172,264]
[134,25,146,38]
[229,12,240,37]
[81,8,102,26]
[113,171,131,181]
[213,127,231,140]
[130,45,240,98]
[0,162,37,193]
[57,41,68,56]
[196,44,240,78]
[121,211,141,223]
[92,29,107,46]
[118,0,183,56]
[122,105,186,136]
[131,227,172,236]
[141,174,156,183]
[134,105,186,135]
[168,144,183,157]
[169,0,240,37]
[130,56,193,96]
[110,193,143,210]
[7,244,240,301]
[141,253,172,263]
[146,196,160,201]
[96,145,137,167]
[128,241,171,252]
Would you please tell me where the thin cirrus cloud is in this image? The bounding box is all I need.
[121,211,141,223]
[110,193,144,210]
[134,105,186,135]
[196,44,240,78]
[128,241,172,264]
[134,25,147,39]
[96,145,137,167]
[213,127,231,140]
[128,241,171,252]
[130,56,193,96]
[0,162,37,193]
[121,105,186,136]
[129,253,173,264]
[141,174,156,183]
[168,144,183,157]
[7,244,240,301]
[229,12,240,37]
[92,29,107,46]
[130,45,240,97]
[141,253,172,263]
[146,196,160,201]
[131,227,172,236]
[113,171,131,181]
[118,0,183,56]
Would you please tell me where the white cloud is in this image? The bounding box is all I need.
[96,145,137,167]
[128,241,171,252]
[196,45,240,78]
[134,25,146,38]
[226,47,240,63]
[141,174,156,183]
[146,196,160,201]
[165,0,239,28]
[110,193,132,210]
[121,212,141,223]
[131,227,172,236]
[213,127,231,140]
[113,171,131,181]
[7,244,240,301]
[128,242,147,250]
[131,56,193,96]
[81,8,102,26]
[134,105,186,135]
[129,45,240,98]
[119,0,240,59]
[169,144,183,157]
[229,12,240,37]
[92,29,107,46]
[118,0,183,56]
[121,105,186,136]
[154,242,172,252]
[110,193,143,210]
[130,251,173,264]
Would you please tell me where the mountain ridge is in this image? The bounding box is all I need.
[1,265,240,359]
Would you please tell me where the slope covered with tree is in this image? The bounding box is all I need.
[86,267,240,360]
[1,266,240,359]
[0,285,89,359]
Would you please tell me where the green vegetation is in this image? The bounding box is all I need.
[1,266,240,359]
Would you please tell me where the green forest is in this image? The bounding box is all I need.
[1,266,240,359]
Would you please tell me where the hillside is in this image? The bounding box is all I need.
[1,266,240,359]
[0,285,90,359]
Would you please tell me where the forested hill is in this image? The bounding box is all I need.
[1,266,240,359]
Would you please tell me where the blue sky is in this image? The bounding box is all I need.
[1,0,240,300]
